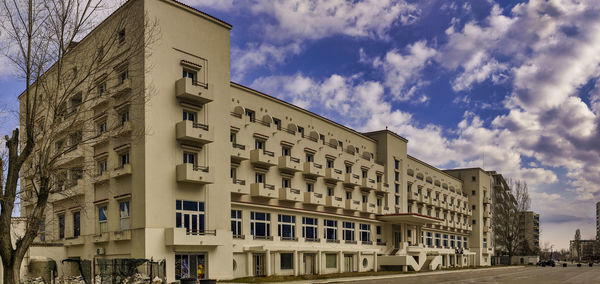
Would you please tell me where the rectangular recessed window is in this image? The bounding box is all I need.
[98,206,108,233]
[277,214,296,240]
[280,253,293,270]
[326,254,337,268]
[324,219,337,241]
[231,210,242,238]
[73,211,80,237]
[119,200,130,230]
[175,200,205,235]
[250,211,271,238]
[58,214,65,239]
[359,224,370,242]
[342,222,355,241]
[302,217,318,240]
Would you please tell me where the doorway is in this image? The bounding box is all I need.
[394,231,402,248]
[253,253,266,277]
[304,254,316,275]
[344,254,354,272]
[175,253,207,280]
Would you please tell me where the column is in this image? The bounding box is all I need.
[293,250,298,276]
[357,251,362,272]
[246,252,253,277]
[298,252,304,275]
[266,250,272,276]
[374,252,378,272]
[317,251,322,275]
[338,251,343,273]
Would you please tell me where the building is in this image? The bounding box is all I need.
[19,0,496,281]
[569,239,598,262]
[519,211,540,254]
[596,202,600,240]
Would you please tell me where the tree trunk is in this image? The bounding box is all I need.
[2,258,21,284]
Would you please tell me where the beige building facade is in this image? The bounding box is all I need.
[20,0,496,281]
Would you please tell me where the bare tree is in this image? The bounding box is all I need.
[492,179,531,262]
[0,0,156,282]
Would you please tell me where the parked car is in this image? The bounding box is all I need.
[537,260,555,266]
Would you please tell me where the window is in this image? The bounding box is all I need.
[305,153,314,162]
[407,183,412,192]
[183,110,196,122]
[457,236,462,248]
[326,159,334,168]
[118,28,126,44]
[97,160,108,175]
[359,224,370,242]
[346,191,352,200]
[443,234,448,247]
[273,118,282,130]
[345,164,352,174]
[280,253,293,270]
[98,121,107,134]
[118,69,128,85]
[362,195,367,203]
[302,217,318,240]
[327,187,334,197]
[395,172,399,181]
[278,214,296,240]
[472,190,476,195]
[324,219,337,241]
[231,210,242,238]
[98,81,107,95]
[120,109,130,126]
[282,178,291,188]
[376,198,382,207]
[326,254,337,269]
[342,222,355,241]
[307,183,313,192]
[282,146,291,156]
[483,237,487,248]
[255,139,264,150]
[395,196,399,205]
[471,176,476,182]
[472,205,476,210]
[183,69,197,82]
[463,237,468,249]
[245,109,255,122]
[426,232,432,247]
[183,152,196,165]
[435,233,441,247]
[362,170,367,178]
[175,254,206,280]
[395,184,399,193]
[230,131,237,143]
[376,226,381,235]
[297,126,304,136]
[472,219,476,225]
[376,175,381,183]
[255,173,265,183]
[98,206,108,233]
[450,235,455,248]
[175,200,205,235]
[39,220,46,242]
[230,167,236,180]
[58,214,65,239]
[119,152,130,167]
[119,201,130,230]
[250,212,271,238]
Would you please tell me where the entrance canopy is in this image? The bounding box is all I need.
[377,213,442,225]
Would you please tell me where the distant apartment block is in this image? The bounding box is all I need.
[20,0,499,281]
[519,211,540,253]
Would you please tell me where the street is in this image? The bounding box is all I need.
[338,266,600,284]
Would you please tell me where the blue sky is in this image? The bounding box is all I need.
[2,0,600,250]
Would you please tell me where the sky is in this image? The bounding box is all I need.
[1,0,600,250]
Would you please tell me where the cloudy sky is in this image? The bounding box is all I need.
[2,0,600,249]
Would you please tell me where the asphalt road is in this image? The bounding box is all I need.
[341,266,600,284]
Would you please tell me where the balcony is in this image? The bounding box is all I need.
[165,228,223,246]
[250,149,277,167]
[231,143,249,161]
[325,168,344,182]
[111,229,132,241]
[176,121,213,145]
[483,226,490,233]
[376,182,389,191]
[176,164,214,184]
[112,121,133,137]
[344,173,361,186]
[345,199,361,211]
[419,194,430,203]
[279,187,303,202]
[483,210,490,218]
[250,183,277,198]
[93,172,110,184]
[360,178,377,191]
[93,233,110,243]
[304,192,325,205]
[112,164,132,178]
[57,144,83,166]
[483,196,490,204]
[231,179,248,194]
[303,162,324,177]
[377,206,390,215]
[363,202,377,214]
[326,196,344,208]
[409,192,419,201]
[113,78,131,96]
[175,77,213,104]
[64,236,85,246]
[278,156,302,172]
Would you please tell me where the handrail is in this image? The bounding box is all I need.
[313,192,323,198]
[193,122,209,130]
[233,179,246,185]
[232,143,246,150]
[230,112,242,118]
[334,169,343,174]
[282,128,296,135]
[256,119,270,127]
[352,174,360,179]
[290,188,301,194]
[263,150,274,157]
[368,179,375,183]
[313,163,323,169]
[264,184,275,190]
[334,197,343,201]
[307,136,318,142]
[325,142,337,149]
[193,166,209,172]
[185,229,216,236]
[253,235,273,240]
[353,200,360,205]
[290,156,300,163]
[306,238,320,242]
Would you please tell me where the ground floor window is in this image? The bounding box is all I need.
[342,222,355,241]
[251,211,271,239]
[457,236,462,248]
[426,232,432,247]
[278,214,296,240]
[280,253,293,270]
[359,224,370,242]
[326,254,337,268]
[450,235,455,248]
[231,210,242,238]
[324,219,337,241]
[435,233,441,247]
[302,217,318,240]
[175,253,206,280]
[443,234,449,247]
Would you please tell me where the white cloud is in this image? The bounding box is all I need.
[181,0,234,11]
[372,41,437,101]
[231,42,302,81]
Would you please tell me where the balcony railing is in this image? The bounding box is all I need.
[233,143,246,150]
[282,128,296,135]
[264,184,275,190]
[230,112,242,118]
[256,119,270,127]
[185,229,216,236]
[233,179,246,185]
[263,150,275,157]
[193,122,209,131]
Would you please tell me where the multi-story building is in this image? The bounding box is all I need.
[19,0,496,281]
[519,211,540,253]
[596,202,600,240]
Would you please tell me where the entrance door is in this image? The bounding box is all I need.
[394,231,402,248]
[304,254,315,275]
[175,253,207,280]
[253,253,265,276]
[344,254,354,272]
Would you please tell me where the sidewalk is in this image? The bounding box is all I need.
[221,266,525,284]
